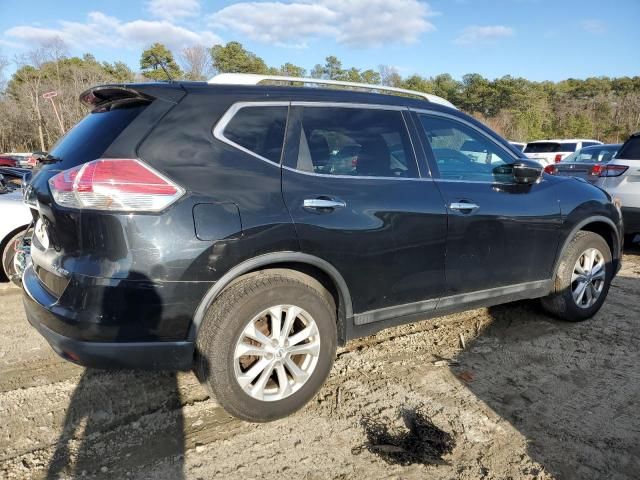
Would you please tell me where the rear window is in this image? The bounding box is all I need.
[524,142,577,153]
[616,136,640,160]
[565,145,619,163]
[46,104,147,170]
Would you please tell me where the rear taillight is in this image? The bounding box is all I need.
[544,164,558,175]
[589,164,604,176]
[48,158,184,212]
[598,165,628,177]
[554,154,563,163]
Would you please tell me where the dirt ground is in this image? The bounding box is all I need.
[1,247,639,480]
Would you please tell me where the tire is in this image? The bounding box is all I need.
[541,231,613,322]
[1,229,25,284]
[195,269,337,422]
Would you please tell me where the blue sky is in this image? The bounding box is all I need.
[0,0,638,81]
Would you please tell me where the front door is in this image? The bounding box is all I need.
[412,111,562,296]
[281,104,447,317]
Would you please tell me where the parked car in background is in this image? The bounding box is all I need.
[22,74,623,422]
[0,168,32,283]
[524,139,603,166]
[545,144,621,181]
[509,141,526,151]
[0,155,18,167]
[594,132,640,243]
[26,151,47,169]
[5,153,33,168]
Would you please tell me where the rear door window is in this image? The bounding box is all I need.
[616,136,640,160]
[220,106,288,163]
[289,106,418,178]
[47,104,148,170]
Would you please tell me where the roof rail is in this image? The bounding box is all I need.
[208,73,457,109]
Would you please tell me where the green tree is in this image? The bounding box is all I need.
[460,73,494,115]
[279,62,306,77]
[311,56,345,80]
[210,41,269,74]
[140,43,182,81]
[401,74,434,94]
[101,61,134,82]
[360,69,381,85]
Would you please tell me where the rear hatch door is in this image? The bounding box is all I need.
[27,84,184,297]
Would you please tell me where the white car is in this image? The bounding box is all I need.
[594,132,640,243]
[509,141,526,152]
[524,139,603,166]
[0,172,32,282]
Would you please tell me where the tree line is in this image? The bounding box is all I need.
[1,39,639,153]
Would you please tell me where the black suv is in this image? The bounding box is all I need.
[23,77,623,422]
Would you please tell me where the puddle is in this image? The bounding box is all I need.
[352,408,455,466]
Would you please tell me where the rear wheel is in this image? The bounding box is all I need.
[541,231,613,322]
[195,269,337,422]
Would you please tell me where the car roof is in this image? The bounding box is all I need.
[527,139,602,143]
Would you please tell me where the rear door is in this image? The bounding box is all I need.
[412,110,562,297]
[281,103,447,317]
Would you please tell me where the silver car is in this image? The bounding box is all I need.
[550,144,622,182]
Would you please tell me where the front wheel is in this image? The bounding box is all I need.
[541,231,613,322]
[195,269,337,422]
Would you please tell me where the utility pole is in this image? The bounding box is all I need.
[43,91,65,135]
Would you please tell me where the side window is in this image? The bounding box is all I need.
[292,107,418,178]
[221,106,288,163]
[417,114,514,181]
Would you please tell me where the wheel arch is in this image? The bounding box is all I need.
[188,252,353,345]
[553,216,621,281]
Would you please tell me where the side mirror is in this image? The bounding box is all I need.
[512,160,543,184]
[494,160,543,185]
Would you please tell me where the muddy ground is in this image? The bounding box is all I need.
[1,248,639,480]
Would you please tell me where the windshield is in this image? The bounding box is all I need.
[524,142,577,153]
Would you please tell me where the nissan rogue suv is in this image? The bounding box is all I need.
[22,75,623,422]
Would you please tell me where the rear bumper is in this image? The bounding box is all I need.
[622,207,640,235]
[22,265,195,370]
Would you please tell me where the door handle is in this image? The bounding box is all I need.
[303,198,346,209]
[449,202,479,212]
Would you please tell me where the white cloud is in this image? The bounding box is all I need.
[580,19,607,35]
[4,11,221,52]
[209,0,437,47]
[454,25,514,45]
[146,0,201,21]
[4,26,72,45]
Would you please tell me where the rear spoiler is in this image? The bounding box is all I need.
[79,84,186,109]
[79,86,154,109]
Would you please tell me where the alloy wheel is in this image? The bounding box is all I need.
[571,248,605,309]
[233,305,321,402]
